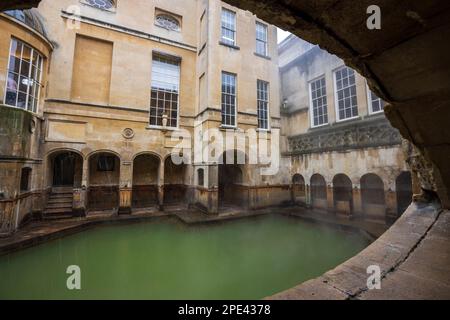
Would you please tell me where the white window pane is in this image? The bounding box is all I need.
[310,77,328,126]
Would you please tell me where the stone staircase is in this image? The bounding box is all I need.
[44,187,74,220]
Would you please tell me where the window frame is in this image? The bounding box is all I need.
[149,54,181,130]
[97,155,116,172]
[308,75,329,128]
[255,21,268,57]
[81,0,116,12]
[155,13,181,32]
[4,37,43,114]
[333,66,359,123]
[20,167,32,192]
[221,71,238,128]
[197,168,205,187]
[257,79,270,130]
[366,83,385,115]
[221,8,236,46]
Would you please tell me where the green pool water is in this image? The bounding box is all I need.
[0,215,369,300]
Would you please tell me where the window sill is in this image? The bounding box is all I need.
[367,110,385,117]
[1,103,40,117]
[154,24,181,33]
[256,128,271,133]
[146,125,179,132]
[336,116,361,123]
[310,123,330,130]
[254,52,271,60]
[219,125,239,131]
[219,41,240,50]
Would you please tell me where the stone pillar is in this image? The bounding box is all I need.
[158,160,164,211]
[119,188,132,215]
[73,158,88,217]
[326,185,334,213]
[207,164,219,214]
[386,188,398,218]
[353,186,363,217]
[305,184,311,206]
[72,188,86,217]
[411,170,422,198]
[118,161,132,215]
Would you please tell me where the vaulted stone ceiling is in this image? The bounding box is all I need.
[2,0,449,208]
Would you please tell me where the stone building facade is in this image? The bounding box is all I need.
[279,35,412,222]
[0,0,291,235]
[0,1,414,236]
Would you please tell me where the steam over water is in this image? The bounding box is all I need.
[0,215,369,299]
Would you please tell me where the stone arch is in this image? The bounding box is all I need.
[333,174,353,215]
[132,151,163,163]
[46,149,84,189]
[87,149,121,161]
[47,148,85,159]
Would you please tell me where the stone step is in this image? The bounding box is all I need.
[48,193,73,199]
[45,202,72,210]
[52,187,74,193]
[47,197,73,204]
[44,207,73,215]
[43,213,74,221]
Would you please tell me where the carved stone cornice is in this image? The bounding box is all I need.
[287,115,402,155]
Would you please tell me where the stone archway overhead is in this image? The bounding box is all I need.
[0,0,40,11]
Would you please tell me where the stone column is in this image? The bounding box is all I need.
[73,157,88,217]
[207,164,219,214]
[385,188,398,218]
[118,161,132,215]
[158,160,164,211]
[305,184,311,206]
[326,184,334,213]
[352,186,363,217]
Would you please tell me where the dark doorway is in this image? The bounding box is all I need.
[218,150,247,208]
[292,174,306,201]
[132,154,160,208]
[333,174,353,215]
[218,163,243,206]
[396,171,413,215]
[53,152,77,187]
[164,156,187,205]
